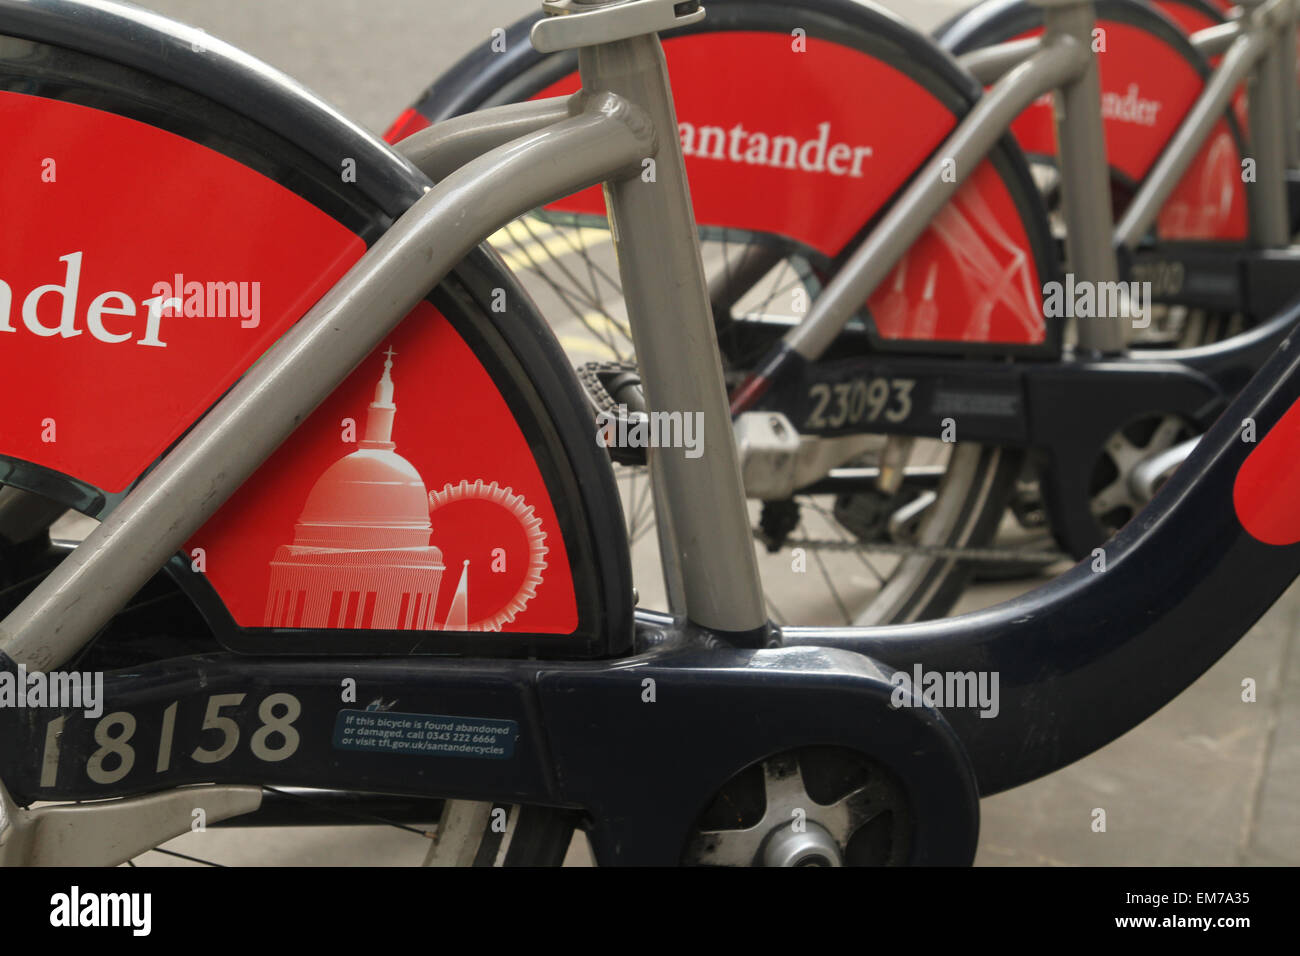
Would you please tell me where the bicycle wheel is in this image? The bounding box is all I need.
[933,0,1263,567]
[0,3,622,866]
[391,0,1063,627]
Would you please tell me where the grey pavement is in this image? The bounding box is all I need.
[130,1,976,137]
[108,0,1299,866]
[955,577,1300,866]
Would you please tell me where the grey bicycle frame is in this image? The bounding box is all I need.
[417,0,1299,382]
[0,0,773,672]
[791,0,1128,358]
[1,0,1296,671]
[1113,0,1297,248]
[962,0,1299,251]
[790,0,1298,365]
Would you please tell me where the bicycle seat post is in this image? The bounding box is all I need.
[1235,0,1294,247]
[533,0,771,643]
[1030,0,1126,356]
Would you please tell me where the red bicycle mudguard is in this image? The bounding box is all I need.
[0,5,632,657]
[192,301,577,637]
[938,0,1249,243]
[529,33,1050,347]
[0,91,364,496]
[391,0,1062,354]
[1235,393,1300,545]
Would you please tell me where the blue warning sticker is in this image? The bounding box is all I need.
[333,709,516,759]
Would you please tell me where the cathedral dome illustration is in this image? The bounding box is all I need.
[293,450,431,549]
[263,347,446,631]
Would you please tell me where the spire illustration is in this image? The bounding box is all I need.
[445,559,470,630]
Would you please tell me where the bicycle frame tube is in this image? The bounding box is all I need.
[1245,0,1295,246]
[959,36,1043,84]
[396,95,572,181]
[1191,19,1243,57]
[1277,0,1300,167]
[576,32,768,636]
[1041,0,1125,354]
[777,33,1090,365]
[0,93,652,673]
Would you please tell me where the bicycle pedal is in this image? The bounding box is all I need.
[577,361,648,466]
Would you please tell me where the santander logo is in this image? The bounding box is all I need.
[1030,83,1162,127]
[678,120,874,178]
[0,251,179,347]
[1100,83,1162,127]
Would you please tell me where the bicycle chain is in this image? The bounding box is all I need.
[578,361,1069,566]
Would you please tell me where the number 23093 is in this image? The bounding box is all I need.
[804,377,915,430]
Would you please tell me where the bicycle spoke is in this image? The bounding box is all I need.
[805,498,890,586]
[490,211,1007,636]
[802,518,854,625]
[492,222,629,358]
[511,217,630,336]
[145,846,226,867]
